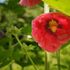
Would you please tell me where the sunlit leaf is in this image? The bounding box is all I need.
[43,0,70,16]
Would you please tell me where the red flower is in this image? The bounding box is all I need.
[19,0,41,7]
[32,12,70,52]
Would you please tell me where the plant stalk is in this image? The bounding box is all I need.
[45,52,50,70]
[14,35,39,70]
[44,3,50,70]
[56,50,61,70]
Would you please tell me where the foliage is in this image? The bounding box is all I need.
[0,0,44,69]
[43,0,70,16]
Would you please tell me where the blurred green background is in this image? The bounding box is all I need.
[0,0,70,70]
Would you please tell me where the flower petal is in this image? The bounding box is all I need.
[32,12,70,52]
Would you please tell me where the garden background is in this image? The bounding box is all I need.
[0,0,70,70]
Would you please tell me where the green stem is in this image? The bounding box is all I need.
[14,35,39,70]
[44,3,50,70]
[56,51,61,70]
[22,67,24,70]
[9,35,13,70]
[9,63,12,70]
[68,63,70,70]
[45,52,50,70]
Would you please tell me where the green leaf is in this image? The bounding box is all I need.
[0,46,13,67]
[44,0,70,16]
[60,41,70,49]
[21,24,31,35]
[6,0,25,15]
[13,43,32,67]
[54,64,67,69]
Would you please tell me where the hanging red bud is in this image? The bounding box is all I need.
[19,0,41,7]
